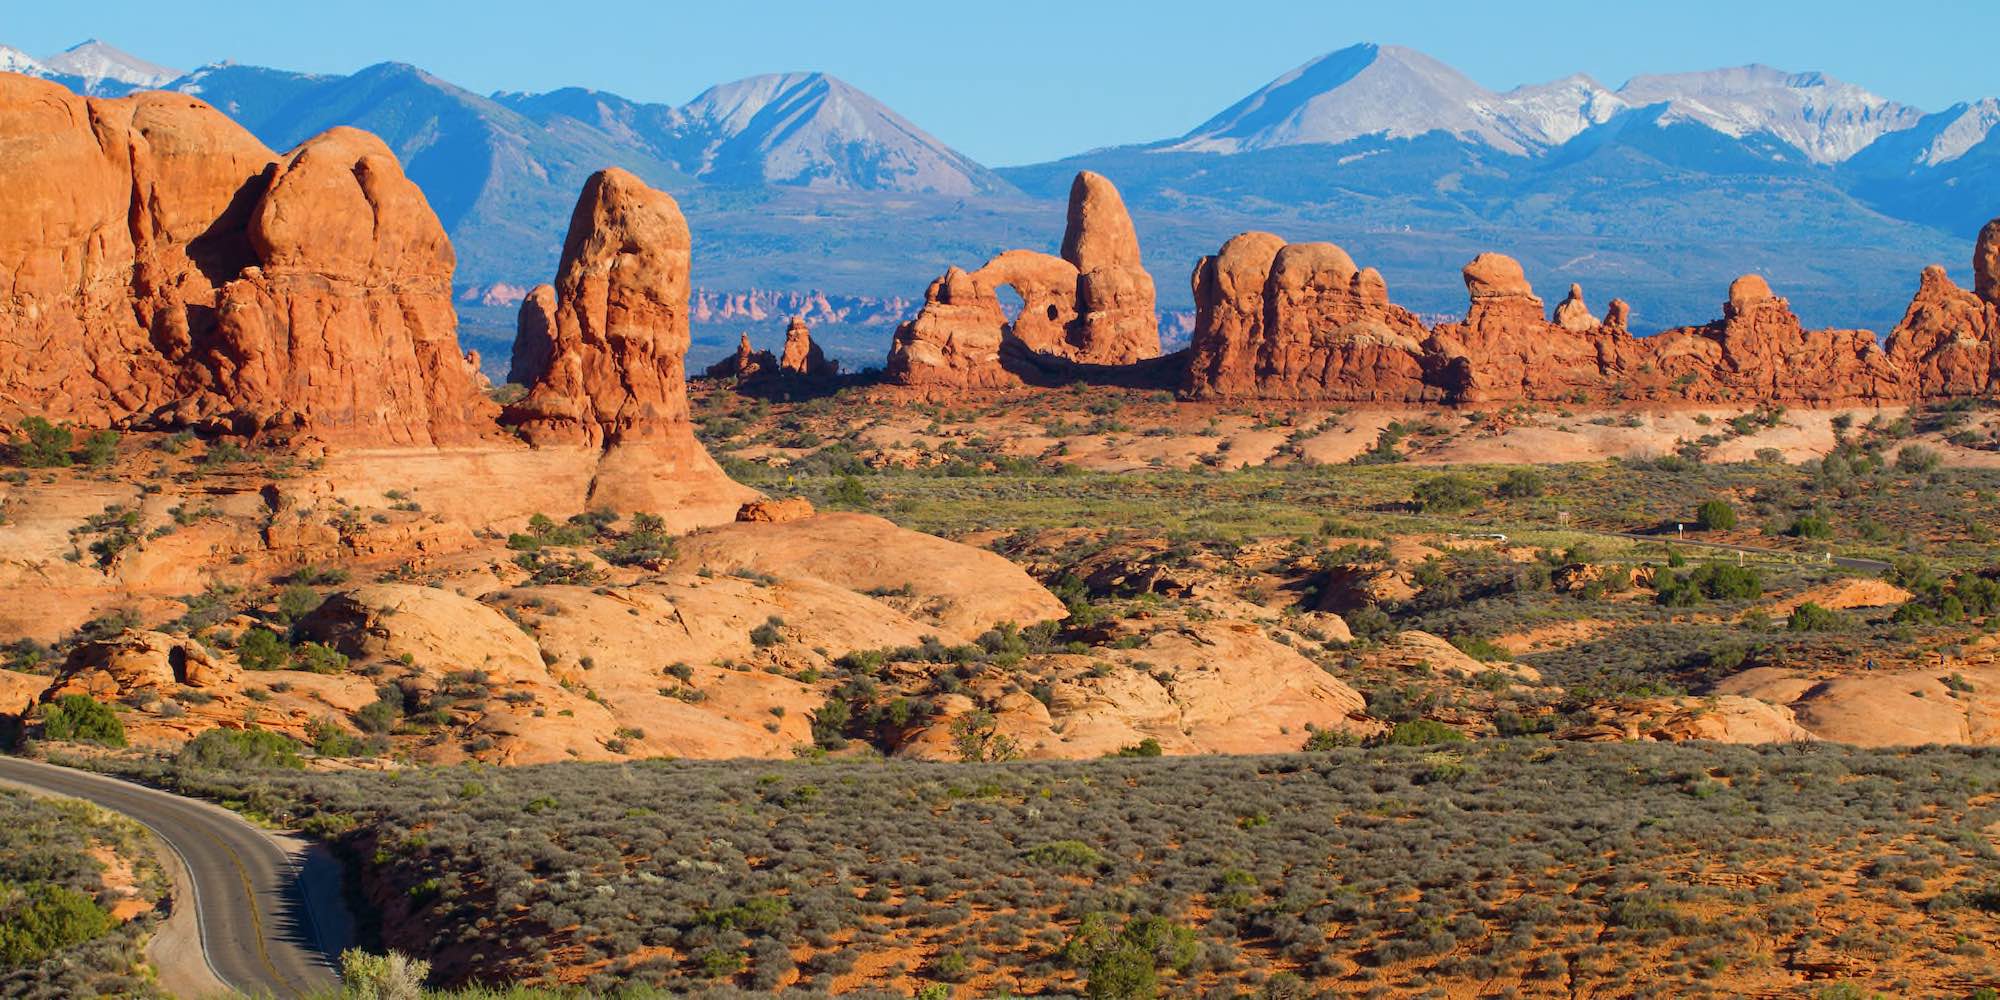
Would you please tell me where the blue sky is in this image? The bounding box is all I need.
[8,0,2000,165]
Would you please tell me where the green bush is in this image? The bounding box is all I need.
[1495,468,1545,499]
[0,882,111,968]
[175,727,304,771]
[1787,513,1833,540]
[1410,474,1483,514]
[8,417,73,468]
[237,628,291,671]
[39,695,124,746]
[1379,720,1466,746]
[1787,602,1845,633]
[1695,499,1737,531]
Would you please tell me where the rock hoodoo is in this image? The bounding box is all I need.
[704,333,776,380]
[779,316,838,377]
[1552,283,1600,332]
[501,167,754,521]
[1428,254,1636,404]
[885,171,1159,388]
[0,73,495,444]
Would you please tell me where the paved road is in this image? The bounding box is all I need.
[0,757,342,998]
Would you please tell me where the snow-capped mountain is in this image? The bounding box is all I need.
[1168,43,1930,168]
[1170,45,1555,155]
[1617,65,1921,164]
[0,45,49,77]
[42,39,180,91]
[676,72,1008,194]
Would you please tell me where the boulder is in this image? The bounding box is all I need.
[736,497,815,523]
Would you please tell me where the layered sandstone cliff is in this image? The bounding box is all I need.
[0,73,495,445]
[885,171,1159,388]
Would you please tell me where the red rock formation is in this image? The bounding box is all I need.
[974,250,1079,358]
[705,333,776,380]
[197,127,497,444]
[501,167,755,519]
[504,167,699,447]
[1977,219,2000,304]
[1184,232,1286,397]
[1428,255,1636,404]
[1645,275,1911,405]
[509,284,557,386]
[885,267,1016,389]
[1552,283,1599,332]
[0,73,495,445]
[884,171,1158,387]
[779,316,838,377]
[1886,267,2000,399]
[1062,171,1159,364]
[1184,233,1438,401]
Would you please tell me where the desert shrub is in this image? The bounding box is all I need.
[77,430,119,469]
[1786,513,1833,540]
[1695,499,1737,531]
[1376,720,1465,746]
[0,883,110,968]
[1112,738,1164,758]
[1787,602,1846,633]
[1495,468,1545,499]
[175,727,304,771]
[236,628,291,671]
[38,695,124,746]
[8,417,73,468]
[1411,474,1483,514]
[340,949,430,1000]
[1657,563,1762,606]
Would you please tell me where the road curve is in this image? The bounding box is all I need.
[0,757,341,998]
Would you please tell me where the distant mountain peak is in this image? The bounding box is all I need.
[679,71,1011,195]
[0,45,49,77]
[1166,43,1925,166]
[43,39,180,90]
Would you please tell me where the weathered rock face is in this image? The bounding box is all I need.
[1645,274,1912,405]
[501,168,754,523]
[704,332,776,380]
[1429,256,1637,404]
[1184,233,1438,401]
[197,127,498,444]
[884,170,1158,387]
[504,167,697,447]
[1886,267,2000,398]
[884,267,1017,389]
[0,74,497,444]
[1977,218,2000,304]
[508,284,558,386]
[778,316,838,377]
[1552,283,1599,332]
[1062,171,1159,364]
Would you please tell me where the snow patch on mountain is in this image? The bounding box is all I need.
[42,39,180,91]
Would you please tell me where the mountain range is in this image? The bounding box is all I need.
[6,39,1997,370]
